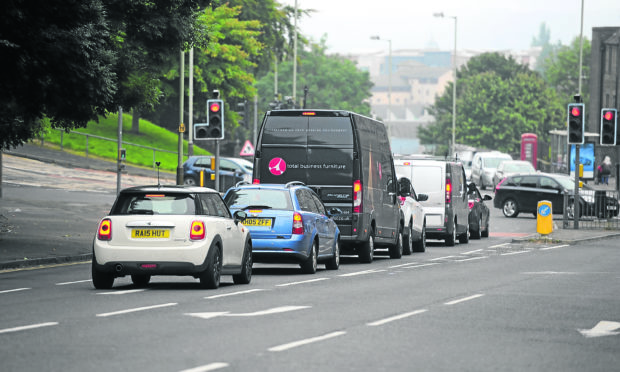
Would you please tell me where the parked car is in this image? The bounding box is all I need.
[224,181,341,273]
[394,158,470,246]
[471,151,513,190]
[467,182,492,239]
[92,185,252,289]
[492,160,536,189]
[183,156,253,190]
[397,177,428,253]
[253,109,404,263]
[493,173,620,218]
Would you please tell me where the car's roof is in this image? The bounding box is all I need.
[229,182,306,191]
[474,151,512,158]
[120,185,218,194]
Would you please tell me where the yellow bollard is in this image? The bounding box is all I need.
[536,200,553,235]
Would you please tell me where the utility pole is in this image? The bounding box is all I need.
[177,50,184,185]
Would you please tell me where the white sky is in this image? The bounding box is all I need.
[279,0,620,53]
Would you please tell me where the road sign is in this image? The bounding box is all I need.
[239,140,255,156]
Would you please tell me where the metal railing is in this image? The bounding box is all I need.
[563,189,620,230]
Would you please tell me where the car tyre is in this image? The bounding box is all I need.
[359,228,375,263]
[200,246,222,289]
[502,199,519,218]
[300,240,318,274]
[233,240,252,285]
[445,219,456,246]
[389,227,403,259]
[403,223,413,255]
[183,176,198,186]
[325,238,340,270]
[459,222,470,244]
[481,218,490,238]
[131,274,151,287]
[471,216,482,239]
[413,221,426,253]
[92,263,114,290]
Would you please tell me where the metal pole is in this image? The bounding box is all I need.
[388,39,392,139]
[188,47,194,157]
[452,16,457,158]
[253,95,258,145]
[573,0,584,228]
[117,106,122,196]
[292,0,298,102]
[577,0,584,96]
[215,141,220,192]
[177,50,184,185]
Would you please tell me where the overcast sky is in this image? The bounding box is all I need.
[279,0,620,54]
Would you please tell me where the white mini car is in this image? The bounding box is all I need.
[92,185,252,289]
[397,177,428,253]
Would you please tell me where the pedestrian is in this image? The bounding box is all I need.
[596,164,603,185]
[601,156,612,185]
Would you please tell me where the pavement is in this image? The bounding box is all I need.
[1,143,620,271]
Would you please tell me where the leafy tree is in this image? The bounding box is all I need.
[541,37,591,105]
[255,38,373,116]
[420,52,564,156]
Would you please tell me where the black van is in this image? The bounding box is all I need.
[252,109,405,263]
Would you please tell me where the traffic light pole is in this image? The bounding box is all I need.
[215,140,220,192]
[573,144,580,229]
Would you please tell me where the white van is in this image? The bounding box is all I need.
[394,158,469,246]
[471,151,512,190]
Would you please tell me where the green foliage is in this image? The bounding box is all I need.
[421,52,564,156]
[541,37,591,106]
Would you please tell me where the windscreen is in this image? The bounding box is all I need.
[483,157,510,168]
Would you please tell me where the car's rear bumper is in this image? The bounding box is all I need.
[251,235,312,263]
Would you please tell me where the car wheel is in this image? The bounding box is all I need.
[359,228,375,263]
[233,239,252,284]
[200,245,222,289]
[389,227,403,259]
[481,217,490,238]
[471,215,481,239]
[131,274,151,287]
[502,199,519,218]
[445,219,456,246]
[92,263,114,290]
[413,221,426,253]
[459,222,469,244]
[300,240,318,274]
[325,238,340,270]
[403,223,413,255]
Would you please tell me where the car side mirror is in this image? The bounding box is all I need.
[483,195,492,201]
[328,207,342,217]
[417,193,429,202]
[398,178,412,197]
[233,210,247,224]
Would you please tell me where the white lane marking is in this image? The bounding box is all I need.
[488,243,511,248]
[96,289,146,295]
[522,271,580,275]
[276,278,330,287]
[390,262,419,268]
[338,269,386,277]
[444,294,485,305]
[541,244,570,251]
[430,256,457,261]
[578,321,620,338]
[56,279,92,286]
[367,309,428,326]
[453,256,488,262]
[205,289,267,299]
[404,263,440,269]
[178,362,229,372]
[462,249,484,255]
[501,251,529,256]
[186,306,310,320]
[96,302,177,317]
[268,331,346,352]
[0,322,58,335]
[0,287,31,294]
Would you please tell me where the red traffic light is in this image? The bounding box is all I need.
[570,107,581,117]
[209,102,221,113]
[603,110,614,121]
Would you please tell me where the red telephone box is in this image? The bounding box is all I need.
[521,133,538,170]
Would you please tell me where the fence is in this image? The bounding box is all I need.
[563,189,620,230]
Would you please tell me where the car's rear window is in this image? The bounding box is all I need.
[225,189,293,211]
[261,116,353,146]
[409,165,443,193]
[112,193,196,215]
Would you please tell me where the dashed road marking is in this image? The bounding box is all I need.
[0,287,31,294]
[96,302,177,317]
[178,362,229,372]
[444,294,485,305]
[268,331,346,352]
[0,322,58,335]
[276,278,330,287]
[367,309,428,326]
[205,289,267,299]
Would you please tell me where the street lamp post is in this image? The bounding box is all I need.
[434,12,457,157]
[370,36,392,139]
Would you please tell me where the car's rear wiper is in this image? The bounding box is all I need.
[129,210,154,215]
[242,205,273,210]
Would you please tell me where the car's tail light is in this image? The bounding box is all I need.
[399,196,406,206]
[190,220,205,240]
[468,200,474,210]
[97,219,112,241]
[292,212,304,234]
[495,177,506,192]
[353,180,362,213]
[253,179,260,184]
[445,178,452,203]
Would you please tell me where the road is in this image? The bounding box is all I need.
[1,155,619,371]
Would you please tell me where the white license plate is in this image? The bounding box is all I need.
[132,229,170,238]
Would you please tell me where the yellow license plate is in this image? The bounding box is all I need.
[244,218,272,227]
[132,229,170,238]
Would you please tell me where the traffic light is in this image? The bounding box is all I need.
[600,108,617,146]
[206,99,224,139]
[237,100,248,126]
[567,103,584,145]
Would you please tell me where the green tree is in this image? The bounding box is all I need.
[420,52,564,156]
[531,22,561,75]
[255,38,372,116]
[541,36,591,105]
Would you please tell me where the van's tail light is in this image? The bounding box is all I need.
[190,220,206,240]
[445,178,452,203]
[353,180,362,213]
[468,200,474,210]
[292,212,304,234]
[253,179,260,184]
[97,219,112,241]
